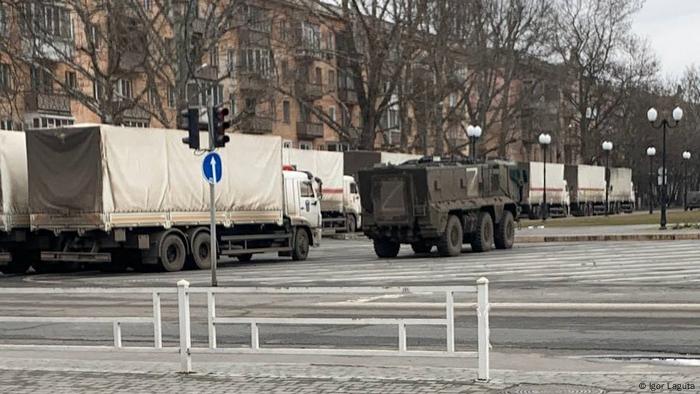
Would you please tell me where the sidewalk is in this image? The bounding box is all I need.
[516,224,700,243]
[0,350,698,393]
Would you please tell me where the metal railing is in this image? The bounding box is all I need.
[0,287,176,353]
[2,278,700,383]
[179,279,488,379]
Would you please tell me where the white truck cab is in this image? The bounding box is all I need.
[284,169,322,246]
[343,175,362,231]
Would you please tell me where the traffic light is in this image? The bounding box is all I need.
[213,106,231,148]
[181,108,200,149]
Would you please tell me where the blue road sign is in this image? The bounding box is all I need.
[202,152,222,184]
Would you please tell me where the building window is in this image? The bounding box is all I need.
[227,49,236,72]
[25,3,73,40]
[89,25,99,49]
[240,48,271,76]
[328,106,336,122]
[143,0,152,11]
[30,65,53,94]
[299,141,313,150]
[0,63,10,91]
[245,5,270,33]
[449,93,457,108]
[328,70,335,90]
[245,98,256,114]
[301,22,320,52]
[115,79,133,100]
[0,5,6,34]
[65,71,77,90]
[281,60,289,80]
[28,116,74,129]
[314,67,322,85]
[209,45,219,68]
[283,140,293,149]
[123,120,149,128]
[327,142,349,152]
[0,119,16,130]
[230,96,237,115]
[168,86,176,108]
[283,100,290,124]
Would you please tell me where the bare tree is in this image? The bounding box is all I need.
[551,0,657,164]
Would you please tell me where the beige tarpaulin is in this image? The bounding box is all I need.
[28,125,284,231]
[0,130,30,231]
[284,148,344,212]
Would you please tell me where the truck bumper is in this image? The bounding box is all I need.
[41,251,111,263]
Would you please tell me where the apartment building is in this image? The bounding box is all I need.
[0,0,572,162]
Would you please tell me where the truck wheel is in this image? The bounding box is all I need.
[471,212,494,253]
[437,215,463,257]
[1,251,32,274]
[411,242,433,254]
[373,238,400,258]
[291,229,310,261]
[159,234,186,272]
[192,232,212,270]
[494,211,515,250]
[346,214,357,233]
[237,253,253,262]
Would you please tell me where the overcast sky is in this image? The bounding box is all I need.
[632,0,700,79]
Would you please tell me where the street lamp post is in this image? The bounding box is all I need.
[683,151,691,211]
[602,141,613,216]
[647,106,683,230]
[466,125,483,160]
[538,133,552,220]
[646,147,656,214]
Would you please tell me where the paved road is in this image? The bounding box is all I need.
[1,240,700,356]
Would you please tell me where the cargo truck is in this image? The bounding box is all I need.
[565,164,607,216]
[358,157,525,258]
[608,167,635,213]
[26,125,321,272]
[284,148,362,232]
[518,161,569,218]
[0,130,54,274]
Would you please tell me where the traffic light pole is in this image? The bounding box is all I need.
[207,99,218,287]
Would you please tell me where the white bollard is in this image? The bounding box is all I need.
[177,280,192,373]
[207,291,217,349]
[445,291,455,352]
[476,277,490,382]
[152,292,162,349]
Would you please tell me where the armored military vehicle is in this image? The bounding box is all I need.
[358,158,525,258]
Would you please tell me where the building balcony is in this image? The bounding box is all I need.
[109,100,150,121]
[295,81,323,101]
[296,121,324,139]
[445,107,466,122]
[194,64,219,81]
[294,47,323,61]
[24,92,71,115]
[238,27,271,46]
[236,72,270,93]
[22,37,75,62]
[338,88,358,104]
[238,115,273,134]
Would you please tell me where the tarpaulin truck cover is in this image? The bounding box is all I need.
[609,167,633,201]
[27,125,284,231]
[526,162,567,205]
[284,148,344,212]
[0,131,30,232]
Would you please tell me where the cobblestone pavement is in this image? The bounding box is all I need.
[0,357,698,394]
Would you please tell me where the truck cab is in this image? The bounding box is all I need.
[343,175,362,232]
[283,170,322,247]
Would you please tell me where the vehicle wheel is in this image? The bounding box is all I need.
[191,232,212,270]
[494,211,515,250]
[471,212,494,253]
[291,229,310,261]
[346,214,357,233]
[373,238,400,258]
[411,242,433,254]
[437,215,463,257]
[159,234,186,272]
[1,251,33,274]
[237,253,253,262]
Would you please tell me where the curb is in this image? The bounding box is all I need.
[516,233,700,243]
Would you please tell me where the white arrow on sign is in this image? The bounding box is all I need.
[210,156,217,184]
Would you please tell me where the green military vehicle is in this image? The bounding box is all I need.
[358,158,525,258]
